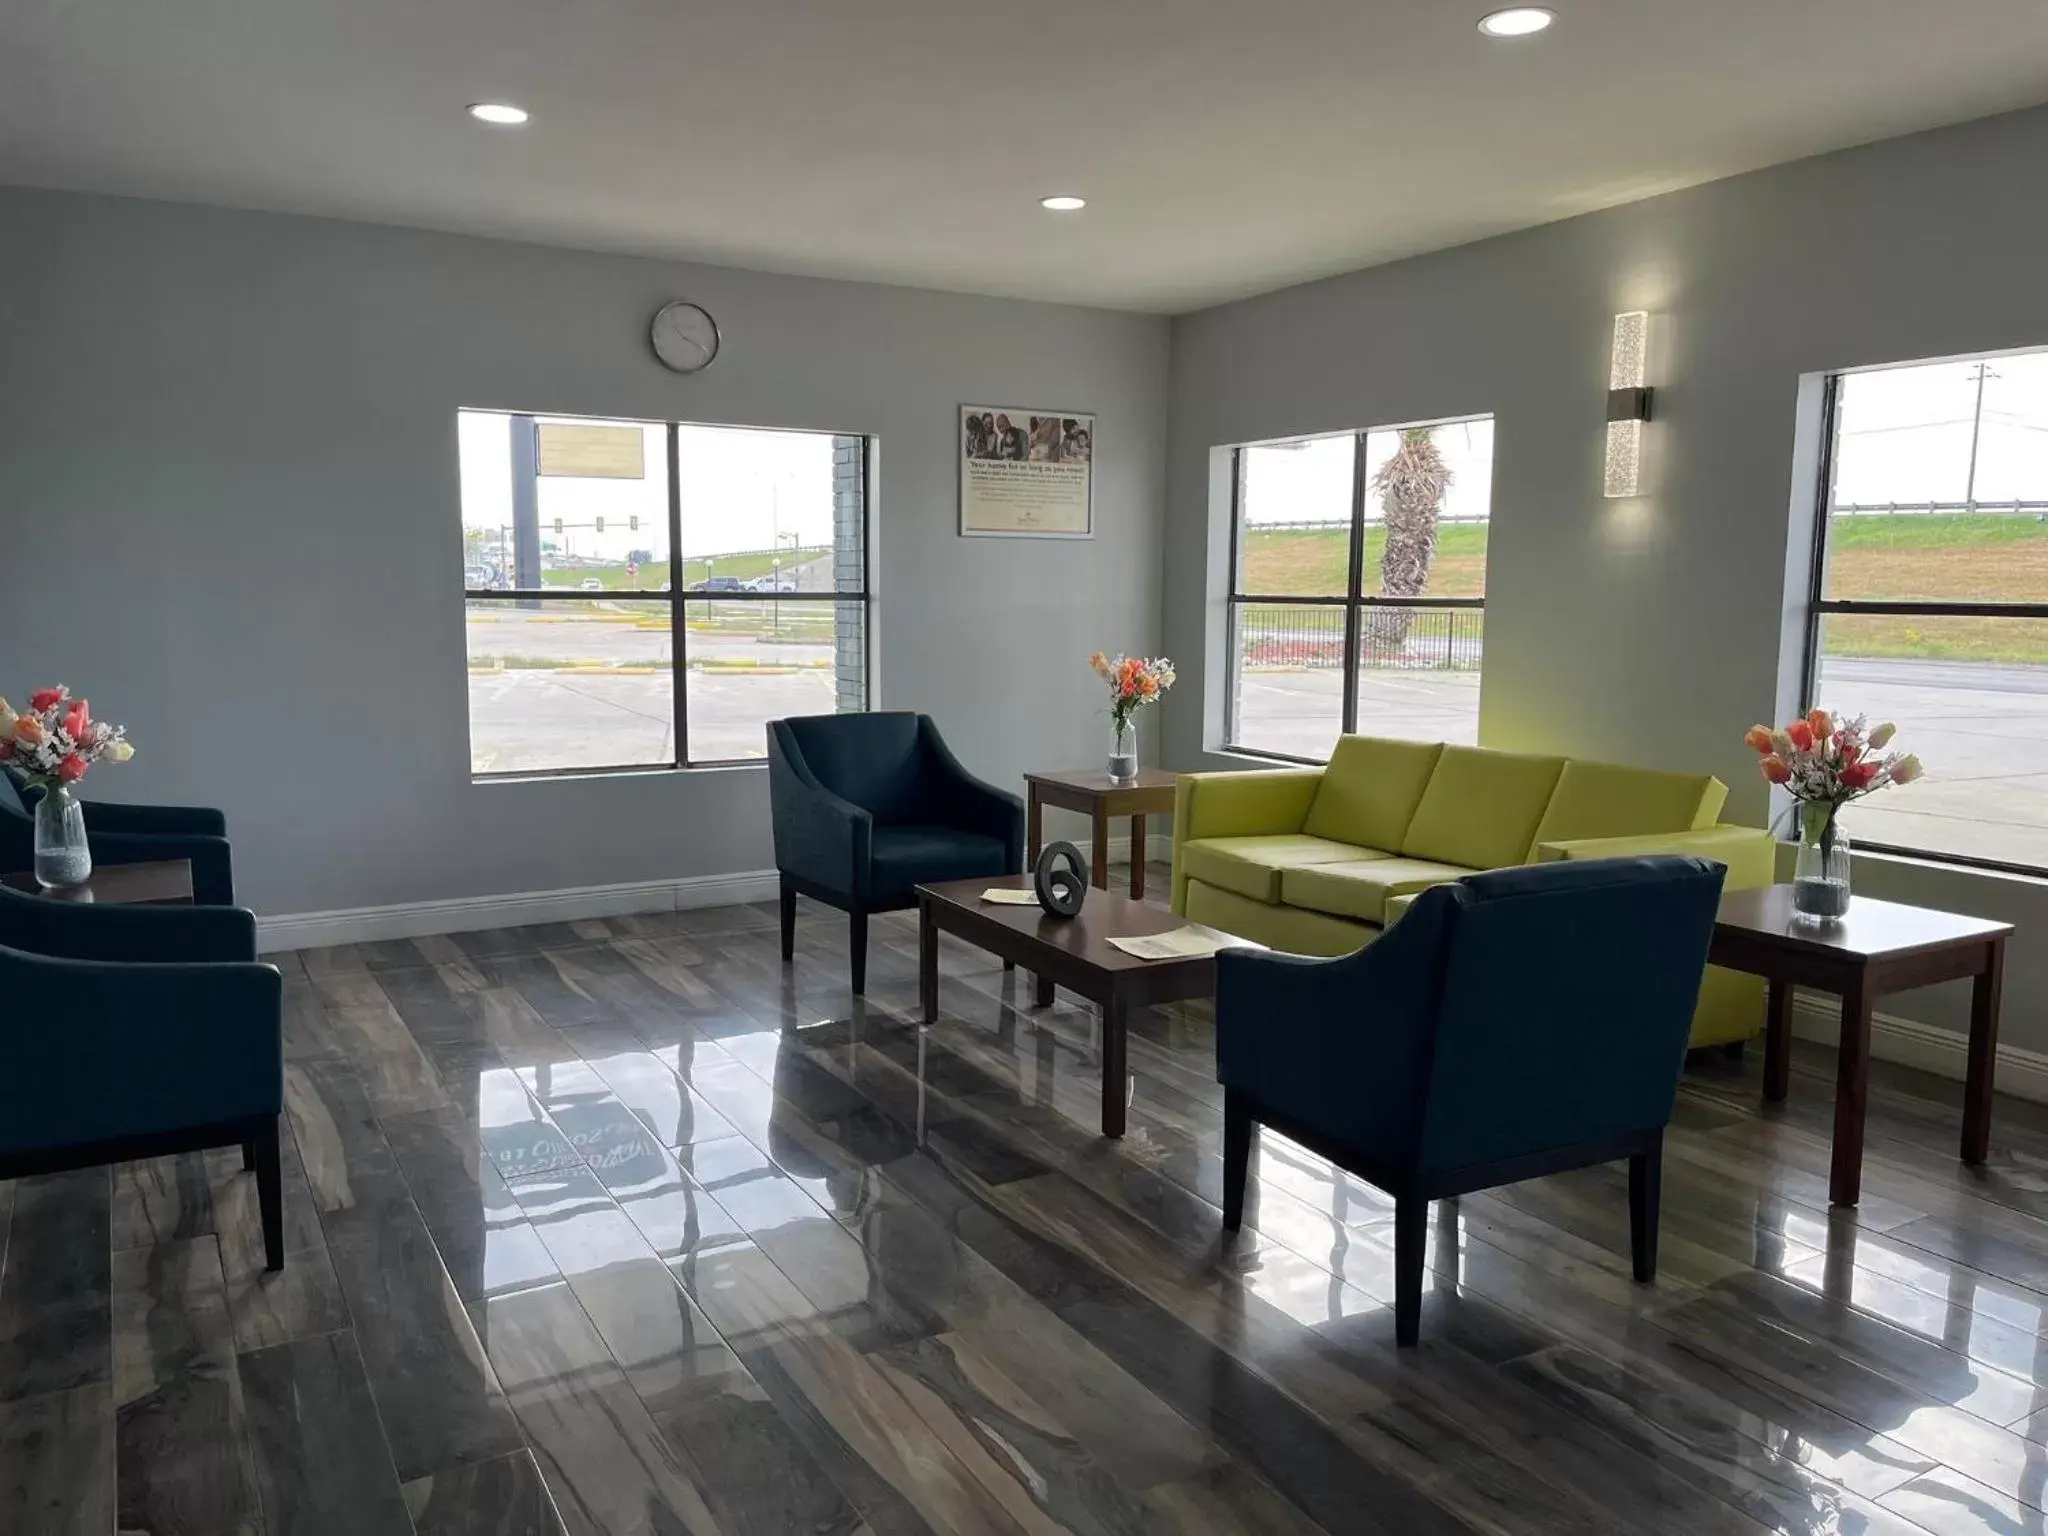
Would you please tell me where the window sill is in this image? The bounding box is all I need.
[472,762,765,787]
[1807,843,2048,891]
[1206,745,1330,769]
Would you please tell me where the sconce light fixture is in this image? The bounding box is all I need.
[1604,310,1651,498]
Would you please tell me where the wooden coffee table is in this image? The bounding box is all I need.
[1709,885,2012,1207]
[917,875,1247,1137]
[1023,768,1178,900]
[0,858,194,906]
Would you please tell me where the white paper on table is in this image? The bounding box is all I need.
[1105,925,1243,961]
[979,888,1042,905]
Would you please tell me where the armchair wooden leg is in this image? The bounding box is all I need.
[1222,1090,1253,1231]
[254,1118,285,1273]
[1629,1136,1662,1283]
[849,909,868,995]
[779,877,797,964]
[1395,1195,1426,1346]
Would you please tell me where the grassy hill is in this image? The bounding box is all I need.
[538,546,831,591]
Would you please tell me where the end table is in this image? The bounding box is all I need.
[0,859,195,907]
[1023,768,1178,900]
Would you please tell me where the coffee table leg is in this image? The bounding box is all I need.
[1763,980,1794,1103]
[1963,935,2005,1165]
[1130,815,1147,900]
[1101,995,1129,1137]
[918,898,938,1027]
[1034,973,1055,1009]
[1092,812,1110,892]
[1830,974,1873,1206]
[1027,786,1043,869]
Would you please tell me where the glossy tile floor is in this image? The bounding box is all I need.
[7,871,2048,1534]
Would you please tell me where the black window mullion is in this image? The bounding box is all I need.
[1339,432,1369,736]
[667,422,688,768]
[1800,375,1843,713]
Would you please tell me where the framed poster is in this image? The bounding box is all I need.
[959,405,1094,538]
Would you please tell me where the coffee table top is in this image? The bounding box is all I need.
[1023,767,1179,796]
[918,875,1253,977]
[1715,885,2011,961]
[0,858,195,906]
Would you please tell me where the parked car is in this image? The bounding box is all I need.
[690,576,745,592]
[580,578,604,591]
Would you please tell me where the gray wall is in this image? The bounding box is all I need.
[1164,103,2048,1058]
[0,188,1169,915]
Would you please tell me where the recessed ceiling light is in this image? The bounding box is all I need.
[1477,7,1555,37]
[467,102,529,126]
[1040,195,1086,212]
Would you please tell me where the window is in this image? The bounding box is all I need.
[1806,350,2048,872]
[459,412,870,777]
[1225,418,1492,761]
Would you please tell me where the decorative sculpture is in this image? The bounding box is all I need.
[1034,841,1089,918]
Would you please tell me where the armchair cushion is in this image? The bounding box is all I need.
[1301,737,1443,850]
[870,827,1009,903]
[1178,834,1375,904]
[1281,856,1475,925]
[1399,746,1565,870]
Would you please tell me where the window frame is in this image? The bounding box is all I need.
[1222,420,1488,764]
[1802,363,2048,878]
[463,415,873,780]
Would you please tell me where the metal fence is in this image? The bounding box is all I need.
[1234,603,1484,671]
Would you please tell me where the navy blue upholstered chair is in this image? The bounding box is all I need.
[769,712,1024,993]
[1215,855,1726,1345]
[1,768,237,905]
[0,883,286,1269]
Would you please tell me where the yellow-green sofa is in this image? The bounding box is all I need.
[1171,738,1770,1048]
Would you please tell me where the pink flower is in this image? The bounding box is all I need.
[56,753,87,784]
[1785,720,1816,753]
[60,698,90,744]
[28,687,65,713]
[1760,755,1792,785]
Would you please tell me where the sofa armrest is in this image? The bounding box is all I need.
[1534,824,1774,889]
[1172,768,1323,913]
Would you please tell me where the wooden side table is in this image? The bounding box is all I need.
[1708,885,2011,1207]
[0,859,195,906]
[1023,768,1178,900]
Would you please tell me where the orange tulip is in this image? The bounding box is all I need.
[13,715,44,746]
[1785,720,1815,753]
[1743,725,1775,754]
[1807,709,1834,741]
[1760,755,1792,785]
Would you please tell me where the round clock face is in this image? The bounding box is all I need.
[650,301,719,373]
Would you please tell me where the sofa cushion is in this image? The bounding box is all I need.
[870,826,1009,901]
[1530,760,1728,848]
[1180,835,1384,905]
[1184,878,1375,958]
[1400,746,1567,870]
[1301,736,1444,851]
[1282,857,1476,925]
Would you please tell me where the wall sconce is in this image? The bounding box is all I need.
[1604,310,1652,498]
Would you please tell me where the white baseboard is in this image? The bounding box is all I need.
[1790,992,2048,1106]
[257,869,781,953]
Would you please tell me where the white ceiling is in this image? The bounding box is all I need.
[7,0,2048,313]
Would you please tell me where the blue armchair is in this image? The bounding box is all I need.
[1,767,237,905]
[769,712,1024,993]
[1215,855,1725,1345]
[0,883,286,1269]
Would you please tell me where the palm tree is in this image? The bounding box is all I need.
[1366,428,1454,652]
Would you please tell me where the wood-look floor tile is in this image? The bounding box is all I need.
[241,1329,413,1536]
[112,1239,261,1533]
[0,1384,114,1536]
[403,1448,568,1536]
[0,1169,111,1402]
[111,1151,224,1251]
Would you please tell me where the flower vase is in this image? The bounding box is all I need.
[33,783,92,890]
[1791,802,1850,922]
[1108,715,1138,783]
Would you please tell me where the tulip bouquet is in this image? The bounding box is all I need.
[0,686,135,790]
[1742,710,1918,917]
[1090,651,1175,782]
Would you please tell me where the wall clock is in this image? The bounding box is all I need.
[650,301,720,374]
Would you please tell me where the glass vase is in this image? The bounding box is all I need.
[33,782,92,890]
[1790,802,1850,922]
[1108,715,1138,783]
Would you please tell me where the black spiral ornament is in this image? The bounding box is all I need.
[1033,841,1090,918]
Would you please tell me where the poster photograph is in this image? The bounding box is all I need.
[959,405,1094,537]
